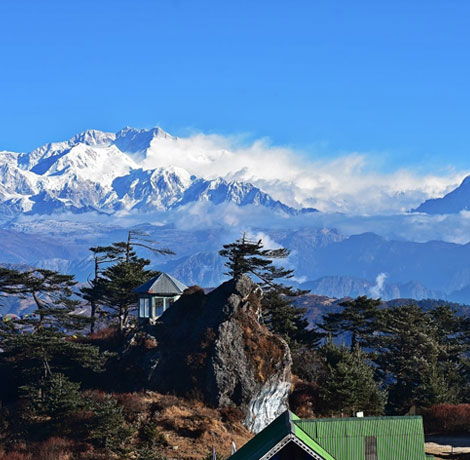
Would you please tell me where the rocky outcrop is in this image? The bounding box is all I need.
[139,275,292,433]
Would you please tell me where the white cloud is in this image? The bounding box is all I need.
[369,273,388,298]
[140,131,467,215]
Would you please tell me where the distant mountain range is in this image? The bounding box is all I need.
[2,221,470,315]
[0,127,316,216]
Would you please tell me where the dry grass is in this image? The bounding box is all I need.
[141,392,252,459]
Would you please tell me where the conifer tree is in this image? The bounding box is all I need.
[219,233,293,286]
[319,296,381,350]
[371,304,464,413]
[319,341,386,416]
[219,233,319,347]
[262,289,322,349]
[94,252,158,333]
[0,267,111,400]
[0,267,84,332]
[81,230,173,334]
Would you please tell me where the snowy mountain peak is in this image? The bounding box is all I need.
[114,126,173,154]
[70,129,115,147]
[0,126,311,217]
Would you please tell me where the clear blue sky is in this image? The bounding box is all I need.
[1,0,469,171]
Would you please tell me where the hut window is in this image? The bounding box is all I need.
[155,297,165,317]
[139,298,150,318]
[365,436,377,460]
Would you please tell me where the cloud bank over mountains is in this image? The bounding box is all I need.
[135,129,466,214]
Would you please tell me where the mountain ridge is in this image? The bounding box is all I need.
[413,174,470,214]
[0,127,316,217]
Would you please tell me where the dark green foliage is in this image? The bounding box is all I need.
[139,419,167,447]
[263,289,322,349]
[21,373,84,433]
[318,341,386,416]
[219,233,293,285]
[220,233,316,348]
[97,253,158,333]
[0,327,110,400]
[87,394,134,452]
[319,296,381,350]
[291,347,326,383]
[80,230,173,334]
[371,304,464,413]
[0,267,84,332]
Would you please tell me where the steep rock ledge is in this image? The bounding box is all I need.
[138,275,292,433]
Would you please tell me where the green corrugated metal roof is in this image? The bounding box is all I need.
[296,416,428,460]
[228,412,430,460]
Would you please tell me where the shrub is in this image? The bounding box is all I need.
[135,446,168,460]
[113,393,147,422]
[0,453,33,460]
[422,403,470,434]
[35,437,75,460]
[219,406,243,424]
[138,420,167,447]
[289,381,319,419]
[87,395,134,452]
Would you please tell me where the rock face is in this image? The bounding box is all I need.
[141,275,292,433]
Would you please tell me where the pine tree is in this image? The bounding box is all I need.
[262,289,322,349]
[22,373,83,424]
[319,296,381,350]
[96,251,158,333]
[0,267,84,332]
[319,341,386,416]
[87,394,134,452]
[219,233,293,286]
[0,326,111,396]
[220,233,318,348]
[371,304,465,413]
[81,230,174,334]
[81,245,122,334]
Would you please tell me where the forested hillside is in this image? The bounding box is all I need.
[1,234,470,459]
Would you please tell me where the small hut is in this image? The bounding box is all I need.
[134,272,187,324]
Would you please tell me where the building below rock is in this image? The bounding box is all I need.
[228,410,434,460]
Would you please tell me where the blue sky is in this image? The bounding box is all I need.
[1,0,469,173]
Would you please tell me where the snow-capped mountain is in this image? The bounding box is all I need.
[412,175,470,214]
[0,127,316,216]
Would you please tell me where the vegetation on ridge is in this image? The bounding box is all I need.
[0,232,469,458]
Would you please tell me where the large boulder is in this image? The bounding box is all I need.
[141,275,292,433]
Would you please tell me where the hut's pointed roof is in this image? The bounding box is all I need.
[134,272,187,295]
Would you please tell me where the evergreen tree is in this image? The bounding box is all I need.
[81,230,173,334]
[81,244,122,334]
[22,373,84,429]
[96,251,158,333]
[262,289,322,349]
[220,233,318,348]
[319,341,386,416]
[0,326,111,397]
[87,394,134,452]
[371,304,463,413]
[319,296,381,350]
[0,267,84,332]
[219,233,293,286]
